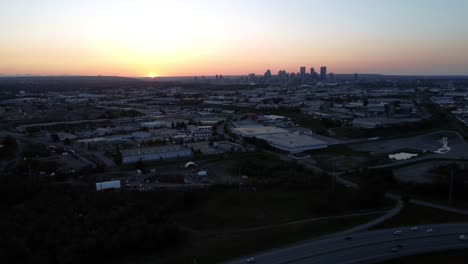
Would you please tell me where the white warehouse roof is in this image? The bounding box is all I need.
[231,126,288,137]
[257,133,328,153]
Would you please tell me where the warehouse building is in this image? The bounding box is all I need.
[231,123,328,153]
[121,146,193,164]
[231,125,288,137]
[257,133,328,153]
[141,121,171,129]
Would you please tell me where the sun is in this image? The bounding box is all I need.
[147,72,158,78]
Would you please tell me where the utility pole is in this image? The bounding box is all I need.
[331,161,335,194]
[238,165,241,192]
[449,168,454,204]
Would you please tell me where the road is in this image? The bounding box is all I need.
[225,223,468,264]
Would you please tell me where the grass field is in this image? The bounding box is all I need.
[117,182,389,264]
[381,249,468,264]
[125,212,382,264]
[411,195,468,211]
[171,186,370,230]
[147,185,389,264]
[373,203,468,230]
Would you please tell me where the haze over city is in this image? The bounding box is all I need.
[1,0,468,77]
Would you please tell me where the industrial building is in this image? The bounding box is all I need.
[121,146,193,164]
[257,133,328,153]
[189,125,213,139]
[231,124,328,153]
[231,125,288,137]
[140,121,171,129]
[352,117,422,129]
[96,180,121,191]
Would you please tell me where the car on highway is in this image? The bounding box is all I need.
[391,247,400,252]
[459,235,468,241]
[410,226,419,231]
[393,230,402,235]
[426,228,433,233]
[246,257,255,263]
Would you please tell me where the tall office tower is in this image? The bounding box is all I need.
[264,69,272,82]
[300,67,306,81]
[310,68,316,76]
[277,70,287,82]
[320,66,327,81]
[248,73,257,82]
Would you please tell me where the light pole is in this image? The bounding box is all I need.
[449,168,454,204]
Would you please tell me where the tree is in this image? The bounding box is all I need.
[114,146,123,165]
[50,133,60,142]
[402,194,411,205]
[3,135,18,151]
[384,104,390,117]
[1,135,18,158]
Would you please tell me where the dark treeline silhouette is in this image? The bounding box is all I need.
[0,175,187,264]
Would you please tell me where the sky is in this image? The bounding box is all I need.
[0,0,468,77]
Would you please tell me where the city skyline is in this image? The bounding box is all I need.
[1,0,468,77]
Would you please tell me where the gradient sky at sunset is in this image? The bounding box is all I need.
[1,0,467,77]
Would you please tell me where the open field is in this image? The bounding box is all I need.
[124,213,382,264]
[381,249,468,264]
[410,195,468,211]
[171,187,376,230]
[395,160,468,184]
[373,203,468,230]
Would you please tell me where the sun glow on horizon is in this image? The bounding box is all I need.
[147,72,158,78]
[1,1,468,76]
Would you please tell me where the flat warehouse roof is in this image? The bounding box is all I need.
[263,115,286,120]
[122,146,190,155]
[232,126,288,136]
[257,133,327,148]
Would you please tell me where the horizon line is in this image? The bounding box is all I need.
[2,73,468,79]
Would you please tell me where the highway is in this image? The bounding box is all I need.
[225,223,468,264]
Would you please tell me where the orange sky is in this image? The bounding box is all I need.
[1,0,468,77]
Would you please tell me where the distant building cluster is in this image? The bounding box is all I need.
[249,66,334,85]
